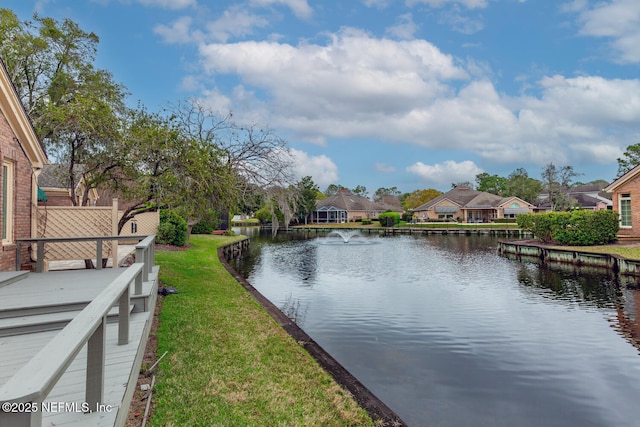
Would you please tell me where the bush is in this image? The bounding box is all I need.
[517,210,619,246]
[361,219,372,225]
[192,209,219,234]
[553,209,619,246]
[157,210,188,246]
[378,211,400,227]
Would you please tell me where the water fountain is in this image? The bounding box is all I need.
[327,230,361,243]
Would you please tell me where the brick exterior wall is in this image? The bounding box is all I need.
[610,178,640,240]
[0,110,34,271]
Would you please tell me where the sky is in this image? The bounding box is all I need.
[4,0,640,194]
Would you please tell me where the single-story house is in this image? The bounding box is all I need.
[0,58,48,271]
[313,189,403,223]
[37,164,100,206]
[537,183,612,212]
[604,165,640,240]
[412,187,534,223]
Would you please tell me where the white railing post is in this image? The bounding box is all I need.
[36,241,44,273]
[85,316,106,410]
[96,238,103,270]
[118,285,130,345]
[135,270,143,295]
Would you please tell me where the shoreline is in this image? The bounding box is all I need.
[217,239,407,427]
[498,239,640,277]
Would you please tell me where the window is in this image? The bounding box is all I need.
[2,161,14,243]
[620,193,631,228]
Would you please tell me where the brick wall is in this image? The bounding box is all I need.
[0,110,35,271]
[611,177,640,239]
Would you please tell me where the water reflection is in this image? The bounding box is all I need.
[230,229,640,427]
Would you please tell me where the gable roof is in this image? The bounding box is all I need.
[605,164,640,193]
[414,187,485,211]
[38,164,86,189]
[0,57,48,169]
[414,187,533,211]
[317,190,374,212]
[316,190,403,213]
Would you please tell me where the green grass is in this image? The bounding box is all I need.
[150,234,374,427]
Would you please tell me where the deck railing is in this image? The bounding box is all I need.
[0,235,156,427]
[16,234,150,272]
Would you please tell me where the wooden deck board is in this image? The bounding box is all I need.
[0,267,157,427]
[41,312,150,426]
[0,270,127,309]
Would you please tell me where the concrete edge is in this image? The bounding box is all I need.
[217,244,407,427]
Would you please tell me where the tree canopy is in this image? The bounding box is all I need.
[617,142,640,177]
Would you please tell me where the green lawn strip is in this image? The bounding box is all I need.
[150,234,374,427]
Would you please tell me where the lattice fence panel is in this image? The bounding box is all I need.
[119,211,159,236]
[36,205,115,261]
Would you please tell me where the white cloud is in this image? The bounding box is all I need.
[438,8,484,34]
[137,0,196,9]
[571,0,640,63]
[406,160,483,187]
[375,163,397,173]
[406,0,488,9]
[362,0,392,9]
[206,6,271,42]
[154,16,199,44]
[249,0,313,19]
[289,149,339,187]
[386,14,419,40]
[193,27,640,171]
[199,28,468,142]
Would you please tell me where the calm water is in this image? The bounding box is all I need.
[230,229,640,427]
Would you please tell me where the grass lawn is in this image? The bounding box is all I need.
[149,234,375,427]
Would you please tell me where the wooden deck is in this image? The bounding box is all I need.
[0,262,158,427]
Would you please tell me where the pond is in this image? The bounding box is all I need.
[230,229,640,427]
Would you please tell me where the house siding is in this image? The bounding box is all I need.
[610,178,640,239]
[0,110,34,270]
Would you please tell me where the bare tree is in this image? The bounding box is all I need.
[170,100,296,229]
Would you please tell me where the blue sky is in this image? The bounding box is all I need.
[5,0,640,193]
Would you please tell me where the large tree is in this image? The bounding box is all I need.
[297,176,320,225]
[324,184,348,196]
[169,100,294,230]
[402,189,442,210]
[475,173,507,195]
[373,186,401,201]
[617,143,640,177]
[541,163,580,211]
[0,9,129,206]
[503,168,543,205]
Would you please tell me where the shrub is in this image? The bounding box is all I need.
[361,219,372,225]
[157,210,188,246]
[553,209,619,246]
[254,206,272,224]
[378,211,400,227]
[517,210,619,245]
[192,209,219,234]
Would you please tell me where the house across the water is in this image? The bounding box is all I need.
[313,189,403,223]
[412,187,534,223]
